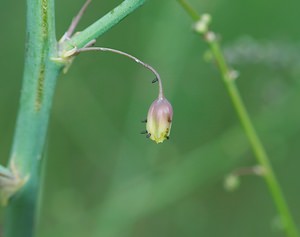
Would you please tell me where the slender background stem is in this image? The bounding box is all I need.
[177,0,299,236]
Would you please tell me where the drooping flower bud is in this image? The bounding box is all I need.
[146,97,173,143]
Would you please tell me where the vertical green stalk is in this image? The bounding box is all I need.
[178,1,299,237]
[4,0,61,236]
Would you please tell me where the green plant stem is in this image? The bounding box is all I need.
[177,0,299,237]
[64,0,146,50]
[4,0,60,236]
[4,0,147,236]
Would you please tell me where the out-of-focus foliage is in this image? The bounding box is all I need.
[0,0,300,236]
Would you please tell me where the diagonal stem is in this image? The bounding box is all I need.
[63,0,146,50]
[177,0,299,236]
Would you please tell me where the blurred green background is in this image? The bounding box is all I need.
[1,0,300,236]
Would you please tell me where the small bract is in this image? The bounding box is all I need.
[146,97,173,143]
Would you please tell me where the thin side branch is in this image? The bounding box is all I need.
[63,0,92,41]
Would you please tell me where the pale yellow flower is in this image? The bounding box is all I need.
[146,97,173,143]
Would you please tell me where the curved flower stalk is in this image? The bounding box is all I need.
[75,47,173,143]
